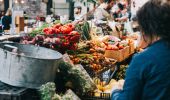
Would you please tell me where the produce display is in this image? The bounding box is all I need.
[55,61,96,94]
[70,53,116,76]
[67,41,117,77]
[40,82,57,100]
[40,82,80,100]
[114,65,129,80]
[93,79,124,95]
[21,22,80,53]
[18,18,136,100]
[93,35,129,50]
[96,23,113,35]
[62,89,81,100]
[75,21,91,40]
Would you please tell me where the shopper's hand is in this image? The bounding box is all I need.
[118,79,125,90]
[111,79,125,92]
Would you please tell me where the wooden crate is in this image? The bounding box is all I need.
[104,49,124,62]
[129,41,135,55]
[104,46,130,62]
[123,46,130,59]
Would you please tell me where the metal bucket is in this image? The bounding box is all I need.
[0,42,63,89]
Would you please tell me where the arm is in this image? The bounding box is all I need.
[116,16,128,22]
[116,12,129,22]
[102,10,114,21]
[1,16,4,25]
[9,16,12,24]
[112,54,150,100]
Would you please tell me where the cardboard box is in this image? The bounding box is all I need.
[123,46,130,59]
[128,40,135,55]
[104,46,130,62]
[104,49,124,62]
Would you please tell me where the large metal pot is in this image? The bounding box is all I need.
[0,42,62,89]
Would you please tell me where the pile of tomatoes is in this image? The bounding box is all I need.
[21,23,81,54]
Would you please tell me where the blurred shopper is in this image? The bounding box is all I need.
[98,0,107,9]
[74,6,83,21]
[0,11,4,18]
[0,11,5,34]
[112,0,119,16]
[113,3,129,22]
[94,0,114,21]
[2,9,12,31]
[111,0,170,99]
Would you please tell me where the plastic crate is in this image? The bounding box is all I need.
[0,82,40,100]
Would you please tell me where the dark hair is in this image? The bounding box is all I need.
[137,0,170,43]
[75,6,82,10]
[107,0,114,4]
[118,3,124,10]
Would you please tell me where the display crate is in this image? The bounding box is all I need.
[80,92,111,100]
[104,46,130,62]
[129,41,135,55]
[0,82,40,100]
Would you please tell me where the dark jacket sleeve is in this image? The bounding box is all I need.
[112,54,151,100]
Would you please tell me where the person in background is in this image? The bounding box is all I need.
[0,11,5,25]
[111,0,170,99]
[97,0,107,9]
[0,11,5,34]
[0,11,4,18]
[74,6,83,22]
[120,0,128,7]
[114,3,129,22]
[1,9,12,31]
[94,0,114,21]
[112,0,119,15]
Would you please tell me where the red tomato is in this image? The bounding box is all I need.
[69,44,77,50]
[54,28,61,34]
[66,23,75,30]
[43,28,49,33]
[69,31,79,35]
[53,23,62,29]
[118,44,124,49]
[43,28,54,35]
[60,25,72,34]
[70,35,80,43]
[62,41,70,48]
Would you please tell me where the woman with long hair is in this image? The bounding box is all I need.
[111,0,170,99]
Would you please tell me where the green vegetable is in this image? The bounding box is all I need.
[82,21,91,40]
[61,89,81,100]
[40,82,58,100]
[29,23,49,37]
[55,62,96,94]
[75,21,91,40]
[114,65,129,80]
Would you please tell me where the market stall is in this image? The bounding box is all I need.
[0,0,142,100]
[15,17,138,99]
